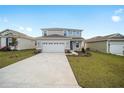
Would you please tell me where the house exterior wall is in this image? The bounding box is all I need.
[81,41,85,48]
[0,37,6,48]
[47,31,64,36]
[86,41,107,53]
[36,40,42,49]
[17,38,35,50]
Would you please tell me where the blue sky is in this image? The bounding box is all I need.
[0,5,124,38]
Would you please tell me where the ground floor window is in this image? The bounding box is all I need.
[76,42,79,48]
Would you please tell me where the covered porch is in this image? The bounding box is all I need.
[70,38,84,51]
[0,36,18,50]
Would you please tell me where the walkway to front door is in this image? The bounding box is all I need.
[0,53,79,88]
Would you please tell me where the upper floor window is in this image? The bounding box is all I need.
[73,31,75,35]
[76,31,80,35]
[73,31,80,36]
[64,31,66,36]
[68,30,72,34]
[43,31,47,36]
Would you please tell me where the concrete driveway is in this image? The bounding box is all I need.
[0,53,79,88]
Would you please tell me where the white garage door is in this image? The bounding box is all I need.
[42,41,65,53]
[110,44,124,56]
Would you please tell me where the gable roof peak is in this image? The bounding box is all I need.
[0,29,34,40]
[104,33,124,38]
[86,33,124,42]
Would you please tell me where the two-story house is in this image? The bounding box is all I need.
[36,28,85,52]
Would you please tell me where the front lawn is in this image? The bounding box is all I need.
[67,52,124,88]
[0,49,35,68]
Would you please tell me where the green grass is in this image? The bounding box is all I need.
[0,49,35,69]
[67,52,124,88]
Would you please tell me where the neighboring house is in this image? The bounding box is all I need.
[85,33,124,56]
[36,28,84,53]
[0,29,35,50]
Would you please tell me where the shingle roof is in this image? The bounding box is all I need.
[86,33,124,42]
[41,28,83,31]
[72,37,85,40]
[0,29,34,40]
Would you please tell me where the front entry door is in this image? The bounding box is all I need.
[70,41,73,50]
[6,38,9,47]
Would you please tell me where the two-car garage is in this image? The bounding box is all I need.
[42,41,65,53]
[36,39,70,53]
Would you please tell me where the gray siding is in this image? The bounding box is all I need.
[0,37,6,48]
[17,38,35,50]
[86,41,107,53]
[47,31,64,36]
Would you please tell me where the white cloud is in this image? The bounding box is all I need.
[3,17,8,23]
[115,8,124,14]
[112,16,121,22]
[11,24,18,27]
[26,27,32,32]
[19,26,24,30]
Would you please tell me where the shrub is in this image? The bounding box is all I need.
[86,48,90,51]
[81,48,85,53]
[34,49,42,54]
[65,49,71,53]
